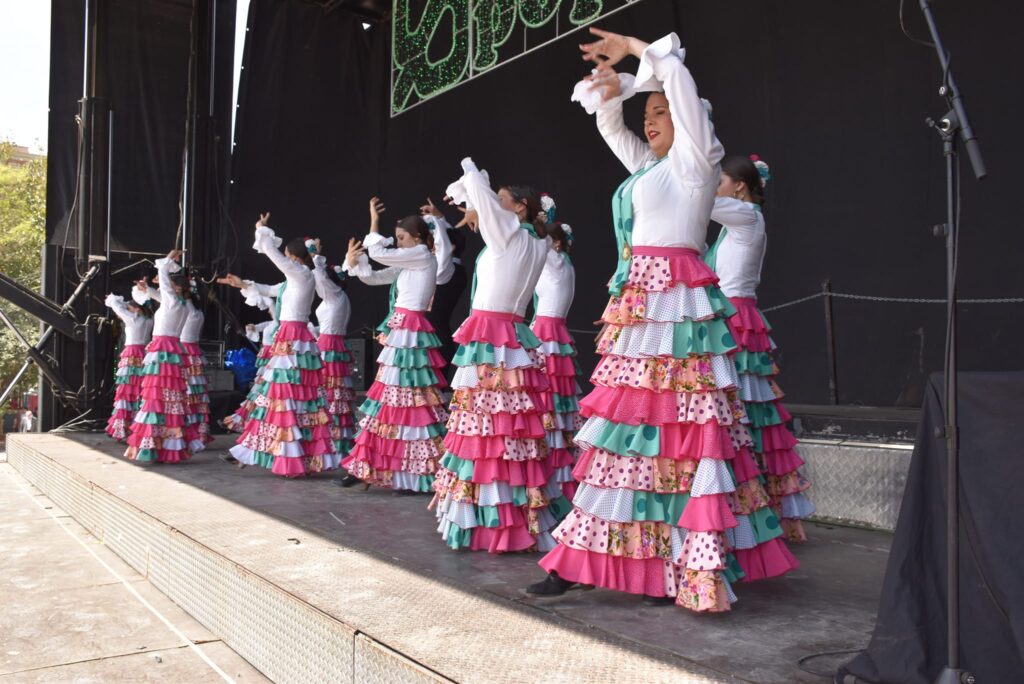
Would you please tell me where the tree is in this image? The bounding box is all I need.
[0,141,47,409]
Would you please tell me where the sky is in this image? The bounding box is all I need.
[0,0,251,156]
[0,1,52,153]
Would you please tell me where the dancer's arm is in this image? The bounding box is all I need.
[154,251,182,301]
[312,253,343,299]
[362,197,435,269]
[343,236,400,286]
[446,158,521,251]
[710,197,761,244]
[252,213,308,282]
[104,294,136,323]
[422,200,454,284]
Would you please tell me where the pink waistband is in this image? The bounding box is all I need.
[533,315,566,324]
[394,307,426,315]
[730,296,758,307]
[631,246,700,258]
[470,309,524,323]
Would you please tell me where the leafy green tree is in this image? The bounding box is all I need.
[0,141,47,410]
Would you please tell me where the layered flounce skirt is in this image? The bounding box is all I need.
[106,343,147,442]
[531,316,584,500]
[318,333,356,467]
[181,341,212,452]
[124,336,191,463]
[229,321,334,476]
[431,309,574,553]
[538,246,797,612]
[224,344,271,433]
[727,296,815,541]
[342,308,448,491]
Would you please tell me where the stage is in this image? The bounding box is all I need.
[5,433,888,683]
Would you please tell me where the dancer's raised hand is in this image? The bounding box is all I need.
[420,197,443,218]
[580,27,632,66]
[346,237,365,267]
[216,273,244,289]
[455,206,479,232]
[255,212,270,229]
[167,249,183,262]
[369,197,386,218]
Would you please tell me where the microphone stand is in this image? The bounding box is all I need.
[919,2,986,684]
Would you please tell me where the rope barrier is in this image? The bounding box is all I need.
[762,291,1024,312]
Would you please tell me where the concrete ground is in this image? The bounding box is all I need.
[0,457,268,684]
[9,434,885,683]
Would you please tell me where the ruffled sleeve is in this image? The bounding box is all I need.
[105,294,137,323]
[254,226,308,280]
[572,70,654,174]
[154,257,182,302]
[342,247,399,286]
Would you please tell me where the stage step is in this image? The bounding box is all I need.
[5,434,734,684]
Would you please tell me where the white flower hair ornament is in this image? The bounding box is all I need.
[540,193,557,223]
[560,222,574,244]
[750,155,771,188]
[332,264,344,276]
[304,238,318,254]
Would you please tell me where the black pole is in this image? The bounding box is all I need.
[918,2,986,683]
[821,279,839,405]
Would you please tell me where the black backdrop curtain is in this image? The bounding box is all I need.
[47,0,205,255]
[229,0,1024,407]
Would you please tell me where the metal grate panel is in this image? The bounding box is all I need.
[799,440,912,530]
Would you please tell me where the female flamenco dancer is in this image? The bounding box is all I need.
[422,198,464,380]
[133,274,212,453]
[224,214,334,476]
[529,29,797,611]
[104,291,154,441]
[339,197,448,492]
[531,202,583,502]
[179,282,212,453]
[219,275,280,433]
[431,158,573,554]
[707,155,815,541]
[124,251,194,463]
[310,241,357,469]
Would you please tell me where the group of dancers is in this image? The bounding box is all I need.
[102,28,814,612]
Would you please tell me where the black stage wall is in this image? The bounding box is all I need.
[235,0,1023,407]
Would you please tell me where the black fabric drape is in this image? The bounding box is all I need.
[841,372,1024,683]
[47,0,198,255]
[228,0,389,327]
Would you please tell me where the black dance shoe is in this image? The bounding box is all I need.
[641,595,676,606]
[335,475,364,488]
[526,572,578,596]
